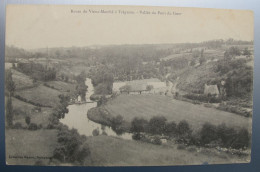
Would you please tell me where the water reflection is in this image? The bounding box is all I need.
[60,78,132,140]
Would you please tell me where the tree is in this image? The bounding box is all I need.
[25,116,31,126]
[5,69,15,96]
[177,120,191,136]
[111,115,124,135]
[164,121,177,136]
[130,117,148,133]
[148,116,167,135]
[243,48,251,56]
[146,85,153,92]
[200,122,218,145]
[6,96,13,127]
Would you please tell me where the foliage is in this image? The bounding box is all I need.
[17,62,56,82]
[177,120,191,137]
[152,136,162,145]
[130,117,148,133]
[164,121,177,136]
[146,85,154,91]
[92,128,100,136]
[6,96,13,127]
[148,116,167,135]
[200,122,218,145]
[25,116,31,126]
[5,69,16,95]
[75,71,87,101]
[111,115,124,135]
[91,66,113,94]
[215,58,253,98]
[243,48,251,56]
[97,95,108,107]
[53,126,90,164]
[224,46,241,59]
[95,83,112,95]
[28,123,38,130]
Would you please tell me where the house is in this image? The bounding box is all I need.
[204,84,219,97]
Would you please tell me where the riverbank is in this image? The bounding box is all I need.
[87,106,131,133]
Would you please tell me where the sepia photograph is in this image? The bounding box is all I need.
[4,5,254,166]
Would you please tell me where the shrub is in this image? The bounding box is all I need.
[54,127,90,164]
[164,121,177,136]
[73,143,91,164]
[148,116,167,135]
[92,128,100,136]
[200,122,218,145]
[132,133,142,140]
[177,120,191,137]
[177,144,186,150]
[130,117,148,133]
[28,123,38,130]
[25,116,31,126]
[231,128,250,149]
[111,115,125,135]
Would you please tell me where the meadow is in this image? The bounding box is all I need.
[104,94,252,132]
[84,135,249,166]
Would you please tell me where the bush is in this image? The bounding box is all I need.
[177,144,186,150]
[111,115,125,135]
[54,127,90,164]
[130,117,148,133]
[28,123,38,130]
[200,122,218,145]
[231,128,250,149]
[164,121,177,136]
[148,116,167,135]
[92,128,100,136]
[25,116,31,126]
[177,120,191,137]
[132,133,142,140]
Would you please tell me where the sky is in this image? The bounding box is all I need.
[5,5,254,50]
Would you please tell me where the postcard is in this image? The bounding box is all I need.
[5,5,253,166]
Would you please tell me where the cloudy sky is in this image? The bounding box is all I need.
[6,5,254,49]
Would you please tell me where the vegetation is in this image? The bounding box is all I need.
[25,116,31,126]
[5,69,16,95]
[17,62,57,82]
[75,71,88,101]
[6,97,14,127]
[53,125,90,164]
[102,94,250,131]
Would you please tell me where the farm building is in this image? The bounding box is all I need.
[204,84,219,97]
[113,78,168,95]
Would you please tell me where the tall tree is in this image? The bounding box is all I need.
[6,97,13,127]
[5,69,15,96]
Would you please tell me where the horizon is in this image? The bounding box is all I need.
[5,38,254,51]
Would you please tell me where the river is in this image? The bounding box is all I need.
[60,78,132,140]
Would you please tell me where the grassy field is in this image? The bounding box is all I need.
[10,97,53,128]
[5,129,58,165]
[105,94,252,131]
[15,85,61,107]
[84,135,249,166]
[11,69,35,90]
